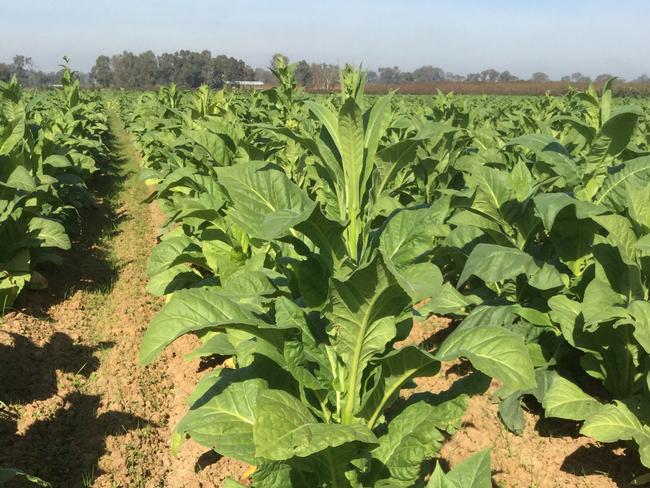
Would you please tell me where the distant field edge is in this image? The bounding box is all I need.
[309,81,650,96]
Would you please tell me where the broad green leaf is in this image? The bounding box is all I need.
[533,193,605,230]
[435,325,536,390]
[253,389,377,460]
[28,218,71,250]
[0,105,25,155]
[542,375,602,421]
[325,257,410,423]
[459,243,564,290]
[629,300,650,352]
[436,448,492,488]
[216,162,316,240]
[458,244,532,285]
[581,400,650,447]
[361,346,440,427]
[173,378,266,463]
[595,156,650,212]
[140,289,258,364]
[369,397,467,486]
[379,206,440,268]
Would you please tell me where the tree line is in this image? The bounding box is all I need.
[2,51,649,89]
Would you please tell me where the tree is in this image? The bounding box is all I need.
[498,71,519,82]
[378,66,400,84]
[530,72,550,83]
[445,72,464,82]
[0,62,12,81]
[634,74,650,83]
[294,60,312,86]
[571,72,591,84]
[310,63,338,90]
[560,75,571,83]
[90,55,112,87]
[413,65,445,83]
[174,50,211,88]
[204,54,254,87]
[254,67,275,84]
[594,73,613,84]
[12,55,32,84]
[481,69,500,82]
[399,71,415,83]
[366,70,378,84]
[136,50,158,87]
[111,51,139,88]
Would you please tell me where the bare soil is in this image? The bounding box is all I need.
[0,117,643,487]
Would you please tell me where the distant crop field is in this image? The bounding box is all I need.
[359,80,650,96]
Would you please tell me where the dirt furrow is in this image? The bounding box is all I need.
[0,115,243,488]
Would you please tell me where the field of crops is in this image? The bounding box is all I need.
[3,62,650,487]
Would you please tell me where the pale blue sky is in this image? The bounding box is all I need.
[2,0,649,78]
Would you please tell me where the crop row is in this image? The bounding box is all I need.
[121,62,650,486]
[0,64,110,484]
[0,64,110,313]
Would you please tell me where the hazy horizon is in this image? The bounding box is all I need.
[3,0,649,79]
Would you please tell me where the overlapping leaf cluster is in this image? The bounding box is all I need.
[0,63,110,311]
[125,68,650,484]
[124,65,522,487]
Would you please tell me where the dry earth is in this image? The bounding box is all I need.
[0,116,643,487]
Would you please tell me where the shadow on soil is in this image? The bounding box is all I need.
[561,443,642,485]
[0,331,111,404]
[12,131,132,318]
[0,331,147,487]
[0,127,150,487]
[0,391,146,488]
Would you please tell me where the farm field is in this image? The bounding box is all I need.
[2,63,650,487]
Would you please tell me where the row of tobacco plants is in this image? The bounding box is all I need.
[122,61,650,487]
[0,62,110,313]
[0,63,110,485]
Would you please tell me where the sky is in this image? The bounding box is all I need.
[2,0,649,79]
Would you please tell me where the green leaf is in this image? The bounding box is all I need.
[253,389,377,460]
[0,105,25,155]
[459,244,562,290]
[629,300,650,353]
[458,244,531,285]
[595,156,650,212]
[0,468,50,486]
[580,400,650,449]
[28,218,71,250]
[216,162,316,240]
[223,480,248,488]
[369,397,467,486]
[325,257,410,423]
[173,378,266,463]
[146,235,201,296]
[436,448,492,488]
[140,289,258,365]
[361,346,440,427]
[338,98,365,185]
[419,283,475,316]
[533,193,605,231]
[542,375,602,421]
[379,206,440,268]
[591,105,642,162]
[435,325,536,390]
